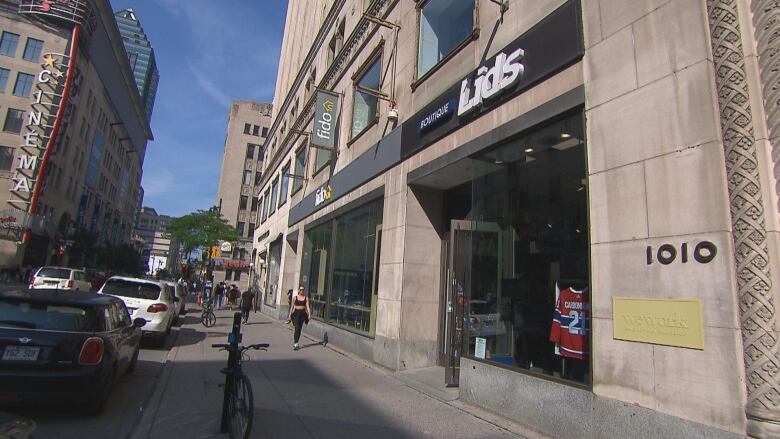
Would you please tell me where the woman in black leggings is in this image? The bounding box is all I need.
[286,285,311,350]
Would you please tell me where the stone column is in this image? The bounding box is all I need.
[706,1,780,437]
[750,0,780,206]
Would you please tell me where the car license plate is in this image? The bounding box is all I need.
[2,346,40,361]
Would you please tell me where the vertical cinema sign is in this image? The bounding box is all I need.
[13,0,93,231]
[9,54,67,202]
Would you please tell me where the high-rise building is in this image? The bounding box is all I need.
[114,8,159,122]
[214,100,272,291]
[0,0,152,267]
[252,1,780,437]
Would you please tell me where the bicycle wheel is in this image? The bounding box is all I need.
[228,372,254,439]
[203,311,216,327]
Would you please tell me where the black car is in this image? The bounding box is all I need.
[0,289,145,415]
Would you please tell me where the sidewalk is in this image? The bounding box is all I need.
[131,306,533,439]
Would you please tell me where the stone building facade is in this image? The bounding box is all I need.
[0,0,151,268]
[214,100,272,291]
[252,0,780,437]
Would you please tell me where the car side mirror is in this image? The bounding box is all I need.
[132,318,146,328]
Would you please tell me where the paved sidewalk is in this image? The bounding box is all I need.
[131,307,529,439]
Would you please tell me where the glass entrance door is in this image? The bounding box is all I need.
[443,220,502,386]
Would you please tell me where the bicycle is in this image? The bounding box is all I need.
[212,342,269,439]
[201,299,216,327]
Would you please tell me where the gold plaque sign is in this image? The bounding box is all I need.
[613,298,704,350]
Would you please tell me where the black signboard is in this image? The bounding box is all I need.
[400,0,583,159]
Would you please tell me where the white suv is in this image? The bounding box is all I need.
[29,266,92,291]
[97,276,178,345]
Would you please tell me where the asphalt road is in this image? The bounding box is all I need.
[5,309,184,439]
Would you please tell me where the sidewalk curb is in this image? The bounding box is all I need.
[127,333,182,439]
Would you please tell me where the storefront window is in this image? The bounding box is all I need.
[329,199,382,333]
[301,222,332,319]
[265,240,281,306]
[300,198,383,335]
[467,113,589,385]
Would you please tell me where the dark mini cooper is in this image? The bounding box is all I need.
[0,289,145,415]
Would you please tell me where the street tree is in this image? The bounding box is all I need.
[166,209,239,279]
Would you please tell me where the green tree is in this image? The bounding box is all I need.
[166,209,239,279]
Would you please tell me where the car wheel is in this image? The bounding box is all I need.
[126,346,140,374]
[84,367,115,416]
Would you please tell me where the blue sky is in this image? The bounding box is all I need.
[110,0,288,217]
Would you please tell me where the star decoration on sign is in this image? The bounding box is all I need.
[42,54,57,68]
[52,71,64,79]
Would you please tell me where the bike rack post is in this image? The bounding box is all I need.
[220,312,243,433]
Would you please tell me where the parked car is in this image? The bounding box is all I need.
[0,289,145,415]
[165,281,187,318]
[97,276,177,346]
[29,267,92,291]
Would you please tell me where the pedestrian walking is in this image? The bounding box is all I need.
[240,288,255,324]
[286,285,310,350]
[286,289,293,311]
[215,281,226,309]
[228,284,239,310]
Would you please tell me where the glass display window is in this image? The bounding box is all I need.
[300,198,383,336]
[465,113,590,385]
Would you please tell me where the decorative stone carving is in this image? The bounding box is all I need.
[750,0,780,209]
[707,1,780,437]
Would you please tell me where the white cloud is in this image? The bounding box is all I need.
[188,60,232,107]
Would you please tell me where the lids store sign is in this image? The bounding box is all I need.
[400,0,584,159]
[9,53,71,209]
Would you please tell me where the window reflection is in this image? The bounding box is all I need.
[467,113,590,385]
[300,199,383,335]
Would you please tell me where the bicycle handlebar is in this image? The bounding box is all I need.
[211,343,269,351]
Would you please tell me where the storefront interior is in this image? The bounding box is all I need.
[414,111,590,386]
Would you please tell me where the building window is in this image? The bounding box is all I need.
[290,149,305,195]
[417,0,475,78]
[237,221,245,236]
[279,162,290,207]
[253,125,260,136]
[465,113,590,385]
[225,269,233,280]
[3,108,24,133]
[0,68,9,93]
[234,270,242,281]
[13,72,34,97]
[351,54,381,140]
[0,146,13,171]
[246,144,255,160]
[268,177,279,216]
[0,32,19,57]
[244,123,251,134]
[254,171,262,186]
[239,195,248,210]
[251,197,258,212]
[243,170,252,185]
[261,127,268,137]
[262,188,270,222]
[22,38,43,62]
[257,195,263,223]
[300,198,383,335]
[248,223,255,234]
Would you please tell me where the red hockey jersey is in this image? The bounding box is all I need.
[549,286,589,360]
